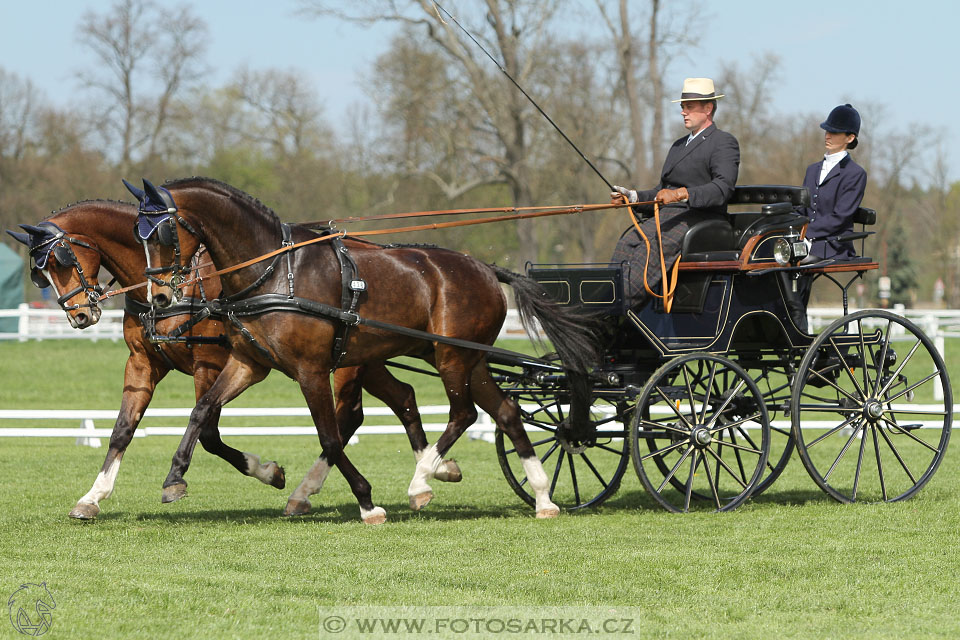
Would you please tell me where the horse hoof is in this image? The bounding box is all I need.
[269,464,286,490]
[69,502,99,520]
[362,507,387,525]
[161,483,188,503]
[409,491,433,511]
[536,507,560,519]
[434,459,462,483]
[282,499,311,517]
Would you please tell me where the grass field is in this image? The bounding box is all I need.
[1,339,959,639]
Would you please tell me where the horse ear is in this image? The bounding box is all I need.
[5,229,31,246]
[19,224,48,238]
[122,178,145,200]
[142,178,163,202]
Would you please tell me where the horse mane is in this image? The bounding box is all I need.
[162,176,282,232]
[43,199,134,221]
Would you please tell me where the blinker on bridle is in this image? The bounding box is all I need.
[126,178,199,301]
[25,223,104,312]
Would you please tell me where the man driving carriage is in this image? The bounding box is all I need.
[610,77,740,311]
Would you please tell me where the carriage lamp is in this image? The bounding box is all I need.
[773,232,809,266]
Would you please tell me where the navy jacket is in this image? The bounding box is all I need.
[635,124,740,216]
[800,154,867,260]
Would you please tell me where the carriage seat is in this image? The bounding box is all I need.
[680,185,811,262]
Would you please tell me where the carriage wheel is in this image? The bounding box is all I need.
[744,363,797,497]
[496,387,631,511]
[792,310,952,503]
[631,353,770,512]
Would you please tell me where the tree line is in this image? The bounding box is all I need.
[2,0,956,307]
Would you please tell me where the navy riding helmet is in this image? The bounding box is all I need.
[820,104,861,149]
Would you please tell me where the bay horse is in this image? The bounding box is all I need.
[133,176,596,523]
[6,201,461,519]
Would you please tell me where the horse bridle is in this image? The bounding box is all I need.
[136,212,201,303]
[29,224,105,313]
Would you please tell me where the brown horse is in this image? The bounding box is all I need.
[133,177,596,523]
[7,201,461,519]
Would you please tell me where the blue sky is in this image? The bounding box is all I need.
[0,0,953,181]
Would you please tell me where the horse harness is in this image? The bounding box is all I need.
[141,223,367,368]
[143,220,553,370]
[27,222,109,313]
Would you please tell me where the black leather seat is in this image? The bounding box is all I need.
[681,185,810,261]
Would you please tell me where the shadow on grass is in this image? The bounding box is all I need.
[85,485,842,525]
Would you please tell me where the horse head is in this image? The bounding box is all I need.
[6,222,104,328]
[125,178,202,308]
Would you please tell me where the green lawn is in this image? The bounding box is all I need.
[1,339,958,639]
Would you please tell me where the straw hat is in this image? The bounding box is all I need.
[671,78,725,103]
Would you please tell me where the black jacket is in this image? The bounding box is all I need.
[636,124,740,215]
[799,154,867,260]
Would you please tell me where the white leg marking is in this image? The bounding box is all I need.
[521,456,560,517]
[360,505,386,524]
[243,452,280,485]
[78,454,124,506]
[288,457,332,503]
[408,444,441,497]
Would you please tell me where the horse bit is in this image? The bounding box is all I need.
[29,222,105,313]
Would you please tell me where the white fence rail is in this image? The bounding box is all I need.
[5,303,960,342]
[0,403,953,448]
[0,405,500,448]
[0,304,532,341]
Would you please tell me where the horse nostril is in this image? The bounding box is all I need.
[76,313,89,326]
[154,293,170,307]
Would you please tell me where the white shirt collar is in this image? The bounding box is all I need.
[818,150,847,184]
[686,126,708,146]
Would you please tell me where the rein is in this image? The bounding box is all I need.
[624,199,679,313]
[104,199,654,299]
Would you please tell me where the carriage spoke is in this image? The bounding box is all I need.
[823,420,864,482]
[709,411,763,433]
[681,365,698,424]
[858,318,871,394]
[829,337,867,400]
[875,423,918,484]
[503,435,556,456]
[701,454,722,510]
[872,425,888,501]
[637,417,689,435]
[879,416,940,453]
[851,422,869,501]
[655,386,696,429]
[705,445,750,490]
[549,449,565,496]
[568,453,581,506]
[876,340,923,399]
[683,451,700,512]
[806,414,861,448]
[594,442,628,455]
[655,445,692,493]
[641,438,689,462]
[700,361,719,423]
[884,371,943,405]
[708,438,763,456]
[871,320,892,397]
[710,379,749,421]
[579,452,610,488]
[804,367,863,405]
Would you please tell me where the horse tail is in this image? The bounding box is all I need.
[490,265,598,374]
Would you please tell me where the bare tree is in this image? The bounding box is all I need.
[75,0,207,171]
[595,0,698,184]
[0,68,39,163]
[230,67,330,158]
[300,0,567,261]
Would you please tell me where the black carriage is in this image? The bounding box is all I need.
[492,185,953,512]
